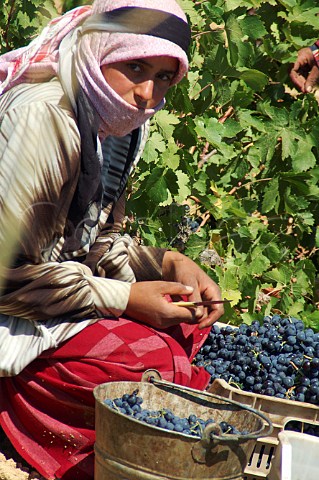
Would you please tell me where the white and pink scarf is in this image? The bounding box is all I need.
[0,0,190,138]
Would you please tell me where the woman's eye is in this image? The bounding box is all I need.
[158,72,174,82]
[128,63,142,73]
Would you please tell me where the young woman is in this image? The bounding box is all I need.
[0,1,224,478]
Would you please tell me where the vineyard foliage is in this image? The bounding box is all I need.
[1,0,319,329]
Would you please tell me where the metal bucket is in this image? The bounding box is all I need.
[93,371,273,480]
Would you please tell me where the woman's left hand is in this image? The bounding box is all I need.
[162,250,224,329]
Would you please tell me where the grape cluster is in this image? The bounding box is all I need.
[171,205,201,251]
[104,390,248,437]
[193,315,319,405]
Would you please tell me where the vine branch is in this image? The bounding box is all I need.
[3,0,16,51]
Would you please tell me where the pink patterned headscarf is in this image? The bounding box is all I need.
[0,0,190,137]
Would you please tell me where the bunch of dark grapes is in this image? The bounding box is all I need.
[171,205,201,251]
[193,315,319,405]
[104,390,248,437]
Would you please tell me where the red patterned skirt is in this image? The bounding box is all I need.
[0,318,210,479]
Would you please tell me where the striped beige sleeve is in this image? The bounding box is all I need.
[0,96,130,321]
[89,233,137,282]
[0,261,131,320]
[86,230,166,283]
[128,244,167,281]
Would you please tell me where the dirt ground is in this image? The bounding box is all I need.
[0,428,45,480]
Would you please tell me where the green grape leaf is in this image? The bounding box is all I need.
[143,132,166,164]
[175,170,191,203]
[241,14,268,40]
[262,178,279,213]
[145,167,169,205]
[292,139,317,172]
[153,110,180,141]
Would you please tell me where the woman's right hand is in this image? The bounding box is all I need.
[124,281,203,329]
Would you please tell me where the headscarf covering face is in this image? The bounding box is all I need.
[0,0,190,137]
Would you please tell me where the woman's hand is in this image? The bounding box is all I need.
[289,47,319,93]
[162,250,224,329]
[125,280,203,329]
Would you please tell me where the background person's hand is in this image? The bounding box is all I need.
[289,47,319,93]
[162,250,224,329]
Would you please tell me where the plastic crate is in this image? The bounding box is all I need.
[268,430,319,480]
[209,378,319,479]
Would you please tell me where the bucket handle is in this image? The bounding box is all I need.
[142,369,273,443]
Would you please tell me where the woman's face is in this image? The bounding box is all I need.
[101,56,178,109]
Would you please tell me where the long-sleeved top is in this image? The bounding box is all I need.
[0,78,166,376]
